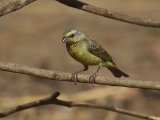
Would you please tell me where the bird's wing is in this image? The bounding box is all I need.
[85,39,115,64]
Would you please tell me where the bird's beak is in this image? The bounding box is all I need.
[62,36,68,43]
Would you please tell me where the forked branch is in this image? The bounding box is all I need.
[0,92,159,120]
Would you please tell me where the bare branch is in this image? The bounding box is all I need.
[0,92,61,117]
[0,0,37,17]
[0,92,159,120]
[1,0,160,28]
[0,61,160,90]
[56,0,160,28]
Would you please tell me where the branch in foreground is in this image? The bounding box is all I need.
[0,61,160,90]
[0,0,37,17]
[0,92,159,120]
[56,0,160,28]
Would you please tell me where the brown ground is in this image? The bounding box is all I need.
[0,0,160,120]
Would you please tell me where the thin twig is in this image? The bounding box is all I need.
[0,92,159,120]
[0,0,37,17]
[0,61,160,90]
[56,0,160,28]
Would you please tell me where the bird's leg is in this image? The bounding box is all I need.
[89,63,102,85]
[71,65,88,84]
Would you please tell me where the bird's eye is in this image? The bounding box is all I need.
[70,34,75,37]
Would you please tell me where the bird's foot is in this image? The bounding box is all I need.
[71,72,79,85]
[89,73,98,86]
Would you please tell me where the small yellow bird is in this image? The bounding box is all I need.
[62,29,129,83]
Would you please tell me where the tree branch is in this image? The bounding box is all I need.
[0,92,159,120]
[0,0,37,17]
[0,61,160,90]
[56,0,160,28]
[1,0,160,28]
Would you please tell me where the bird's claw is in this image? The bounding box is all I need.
[89,73,97,86]
[71,72,79,85]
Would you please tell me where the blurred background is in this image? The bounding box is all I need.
[0,0,160,120]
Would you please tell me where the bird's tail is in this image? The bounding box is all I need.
[104,61,129,78]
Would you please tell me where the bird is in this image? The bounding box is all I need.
[62,28,129,84]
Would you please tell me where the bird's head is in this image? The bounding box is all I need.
[62,29,86,44]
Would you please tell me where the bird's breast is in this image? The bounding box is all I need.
[67,43,102,65]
